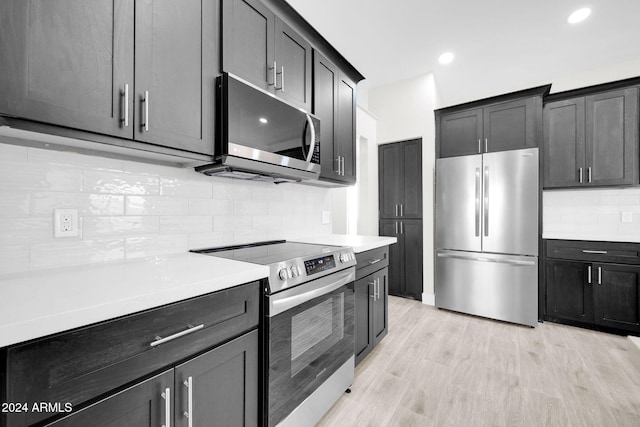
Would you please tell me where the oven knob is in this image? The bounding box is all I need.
[278,268,289,280]
[290,266,299,277]
[339,253,348,263]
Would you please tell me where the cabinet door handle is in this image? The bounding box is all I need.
[368,280,376,301]
[395,204,398,216]
[400,204,403,217]
[400,221,403,234]
[141,91,149,132]
[183,376,193,427]
[588,166,592,183]
[587,265,592,284]
[598,266,602,285]
[150,324,204,347]
[395,221,398,234]
[582,250,607,254]
[276,66,284,91]
[485,138,488,152]
[341,156,345,176]
[268,61,276,86]
[579,167,583,183]
[161,387,171,427]
[478,139,481,153]
[120,84,129,127]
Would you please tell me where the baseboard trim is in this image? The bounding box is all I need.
[629,335,640,352]
[422,293,435,306]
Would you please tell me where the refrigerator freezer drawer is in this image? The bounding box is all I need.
[435,250,538,327]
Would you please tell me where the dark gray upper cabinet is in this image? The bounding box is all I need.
[313,50,357,185]
[222,0,312,112]
[0,0,216,157]
[0,0,134,139]
[544,86,639,188]
[379,139,422,219]
[436,86,547,158]
[134,0,217,155]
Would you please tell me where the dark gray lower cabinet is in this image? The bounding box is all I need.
[545,240,640,335]
[380,219,423,300]
[354,267,388,365]
[354,247,389,365]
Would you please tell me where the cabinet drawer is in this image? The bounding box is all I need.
[4,281,260,427]
[356,246,389,279]
[545,240,640,264]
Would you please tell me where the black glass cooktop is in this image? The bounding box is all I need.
[192,240,338,266]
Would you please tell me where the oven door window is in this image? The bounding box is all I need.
[267,284,354,427]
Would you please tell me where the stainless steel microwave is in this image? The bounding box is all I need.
[196,73,320,183]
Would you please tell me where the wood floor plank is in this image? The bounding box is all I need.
[317,296,640,426]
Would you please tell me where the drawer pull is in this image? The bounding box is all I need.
[369,258,382,265]
[582,250,607,254]
[150,324,204,347]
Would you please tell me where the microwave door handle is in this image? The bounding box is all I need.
[305,114,316,163]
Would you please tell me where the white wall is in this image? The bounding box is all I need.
[0,141,333,276]
[368,73,439,304]
[355,107,378,236]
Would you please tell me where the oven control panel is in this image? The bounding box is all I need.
[304,255,336,276]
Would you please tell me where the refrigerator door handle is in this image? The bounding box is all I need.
[436,252,536,266]
[483,166,489,237]
[475,167,481,236]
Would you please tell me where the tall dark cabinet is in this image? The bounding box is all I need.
[378,139,423,300]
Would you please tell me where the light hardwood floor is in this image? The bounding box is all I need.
[317,296,640,426]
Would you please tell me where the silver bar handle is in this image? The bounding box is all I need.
[582,250,608,254]
[335,157,341,174]
[400,221,403,234]
[150,324,204,347]
[485,138,488,152]
[395,204,398,216]
[483,166,489,237]
[579,167,583,183]
[121,84,129,127]
[375,278,380,300]
[478,139,481,153]
[341,156,345,176]
[183,376,193,427]
[369,258,382,265]
[588,166,592,183]
[598,266,602,285]
[436,252,536,266]
[400,204,403,217]
[162,387,171,427]
[369,280,376,301]
[269,61,277,86]
[395,221,398,234]
[587,265,592,284]
[276,66,284,90]
[475,167,481,237]
[141,91,149,132]
[304,114,316,163]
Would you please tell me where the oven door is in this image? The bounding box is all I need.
[266,267,355,427]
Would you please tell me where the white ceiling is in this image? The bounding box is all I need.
[287,0,640,107]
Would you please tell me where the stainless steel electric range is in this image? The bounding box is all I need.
[192,240,356,427]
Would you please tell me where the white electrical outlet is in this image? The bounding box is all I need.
[321,211,331,225]
[622,211,633,223]
[54,209,79,237]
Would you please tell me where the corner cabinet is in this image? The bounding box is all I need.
[354,246,389,365]
[222,0,312,112]
[0,0,217,156]
[2,282,261,427]
[313,50,357,185]
[543,86,639,188]
[545,240,640,335]
[436,86,548,158]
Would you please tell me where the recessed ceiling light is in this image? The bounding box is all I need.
[568,7,591,24]
[439,52,454,65]
[259,117,268,124]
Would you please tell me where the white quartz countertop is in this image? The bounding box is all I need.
[293,234,397,253]
[0,253,269,348]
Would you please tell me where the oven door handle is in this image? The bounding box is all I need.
[268,267,355,317]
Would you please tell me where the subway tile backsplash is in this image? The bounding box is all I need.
[543,188,640,242]
[0,142,332,275]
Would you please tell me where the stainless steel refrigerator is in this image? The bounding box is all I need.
[435,148,539,327]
